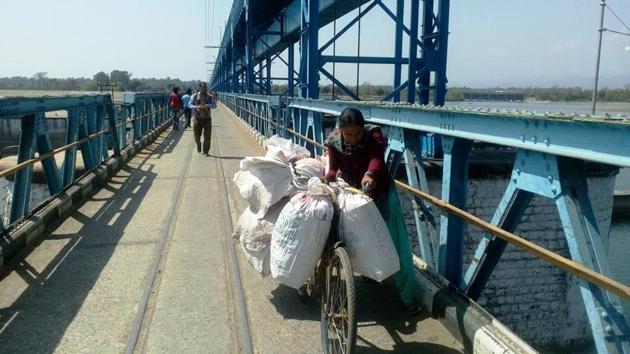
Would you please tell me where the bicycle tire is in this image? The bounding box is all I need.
[320,246,357,354]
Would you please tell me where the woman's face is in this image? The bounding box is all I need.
[340,124,364,145]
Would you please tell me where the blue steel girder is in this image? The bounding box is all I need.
[437,136,471,285]
[110,105,123,155]
[385,126,437,267]
[462,178,533,300]
[287,99,630,167]
[96,105,108,161]
[212,0,450,106]
[62,108,80,187]
[0,95,109,118]
[86,107,99,165]
[34,113,62,196]
[1,92,168,232]
[211,0,372,91]
[392,0,404,102]
[299,0,320,99]
[9,114,36,223]
[78,108,97,172]
[555,158,630,354]
[458,149,630,353]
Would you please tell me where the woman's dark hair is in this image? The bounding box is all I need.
[338,107,365,127]
[186,88,192,95]
[172,86,179,93]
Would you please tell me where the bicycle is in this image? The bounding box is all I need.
[299,191,357,354]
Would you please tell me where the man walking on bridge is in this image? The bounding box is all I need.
[190,82,213,155]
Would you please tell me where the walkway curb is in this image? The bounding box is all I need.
[0,122,172,268]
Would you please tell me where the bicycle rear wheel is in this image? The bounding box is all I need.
[320,246,357,354]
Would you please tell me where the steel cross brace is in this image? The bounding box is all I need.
[385,126,437,268]
[9,114,36,223]
[462,149,629,353]
[34,113,62,196]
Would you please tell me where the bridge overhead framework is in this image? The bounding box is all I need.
[210,0,450,105]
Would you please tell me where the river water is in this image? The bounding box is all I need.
[446,100,630,116]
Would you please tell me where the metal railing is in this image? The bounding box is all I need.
[219,92,630,353]
[0,93,169,231]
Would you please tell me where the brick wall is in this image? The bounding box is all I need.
[398,174,615,348]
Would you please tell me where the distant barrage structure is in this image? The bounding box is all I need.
[463,90,525,102]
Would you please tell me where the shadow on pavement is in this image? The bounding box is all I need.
[0,129,182,352]
[268,284,320,322]
[268,276,463,354]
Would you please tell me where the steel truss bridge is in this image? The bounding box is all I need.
[209,1,630,353]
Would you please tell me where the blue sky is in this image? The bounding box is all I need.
[0,0,628,88]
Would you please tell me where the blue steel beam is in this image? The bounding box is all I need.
[78,110,96,172]
[300,0,320,99]
[463,181,532,300]
[0,95,108,118]
[9,115,36,223]
[434,0,450,106]
[392,0,404,102]
[320,55,413,64]
[318,0,379,54]
[245,0,254,93]
[438,136,471,285]
[34,113,62,195]
[418,0,433,104]
[62,109,80,187]
[287,99,630,167]
[86,107,99,164]
[319,68,359,101]
[212,0,450,108]
[211,0,371,89]
[96,105,108,161]
[555,158,630,353]
[288,43,295,96]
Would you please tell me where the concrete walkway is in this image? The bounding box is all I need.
[0,105,464,353]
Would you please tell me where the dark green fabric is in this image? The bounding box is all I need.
[376,184,416,304]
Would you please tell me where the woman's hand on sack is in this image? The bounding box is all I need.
[319,176,329,184]
[361,174,375,192]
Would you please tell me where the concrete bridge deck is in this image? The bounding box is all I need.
[0,105,463,353]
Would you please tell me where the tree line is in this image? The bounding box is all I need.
[0,71,198,92]
[2,73,629,102]
[275,83,630,102]
[446,86,630,102]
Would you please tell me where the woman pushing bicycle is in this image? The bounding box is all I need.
[323,107,419,314]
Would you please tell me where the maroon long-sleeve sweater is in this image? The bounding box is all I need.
[325,125,391,201]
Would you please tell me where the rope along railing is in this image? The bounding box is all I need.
[218,95,630,303]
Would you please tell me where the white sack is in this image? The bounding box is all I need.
[292,158,325,190]
[233,198,290,277]
[233,156,293,217]
[294,158,324,179]
[270,178,334,288]
[338,190,400,282]
[265,135,310,163]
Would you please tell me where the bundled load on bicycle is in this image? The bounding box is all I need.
[232,108,418,353]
